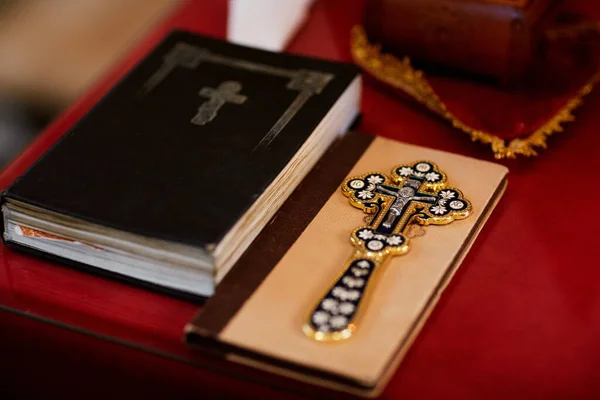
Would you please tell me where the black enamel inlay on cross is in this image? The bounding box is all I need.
[309,259,375,333]
[304,161,472,341]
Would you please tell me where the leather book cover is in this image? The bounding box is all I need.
[1,30,359,252]
[186,131,508,397]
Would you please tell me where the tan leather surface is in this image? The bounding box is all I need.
[218,136,508,387]
[222,177,506,398]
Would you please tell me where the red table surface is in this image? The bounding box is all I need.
[1,0,600,399]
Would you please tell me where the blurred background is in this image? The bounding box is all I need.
[1,0,596,165]
[0,0,180,168]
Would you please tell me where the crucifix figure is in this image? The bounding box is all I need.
[303,161,472,342]
[191,80,247,126]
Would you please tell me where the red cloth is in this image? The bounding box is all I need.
[2,1,600,399]
[361,0,600,141]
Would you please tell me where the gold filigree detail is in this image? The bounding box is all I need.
[351,26,600,159]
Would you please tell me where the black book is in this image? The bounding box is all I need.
[1,31,361,298]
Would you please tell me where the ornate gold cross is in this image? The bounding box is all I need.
[303,161,472,341]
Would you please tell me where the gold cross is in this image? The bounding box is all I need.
[303,161,472,341]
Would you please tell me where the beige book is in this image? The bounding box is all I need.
[186,132,508,397]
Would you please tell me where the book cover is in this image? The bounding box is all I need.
[3,30,359,249]
[186,132,508,396]
[1,31,360,296]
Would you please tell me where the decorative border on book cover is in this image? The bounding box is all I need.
[140,42,334,149]
[350,26,600,159]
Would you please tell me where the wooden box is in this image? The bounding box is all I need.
[364,0,563,82]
